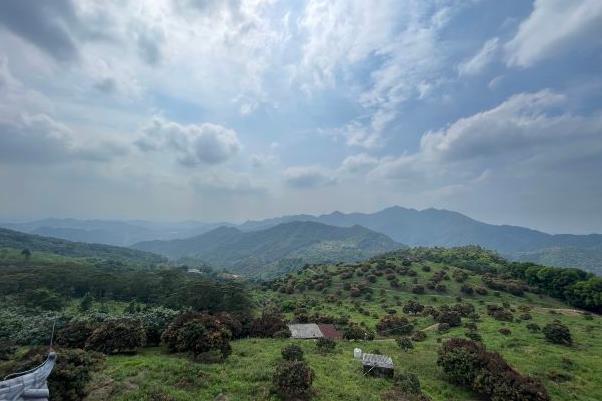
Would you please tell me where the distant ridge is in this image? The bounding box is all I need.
[0,227,165,265]
[238,206,602,274]
[132,221,403,277]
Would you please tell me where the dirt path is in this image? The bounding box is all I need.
[534,307,586,316]
[421,323,439,331]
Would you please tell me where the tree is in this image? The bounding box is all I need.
[22,288,66,311]
[272,360,314,401]
[161,312,232,360]
[86,319,146,355]
[79,293,93,312]
[543,321,572,346]
[21,248,31,259]
[403,300,424,315]
[376,315,414,336]
[396,337,413,351]
[282,344,304,361]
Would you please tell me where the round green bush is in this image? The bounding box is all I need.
[543,321,572,346]
[85,318,146,355]
[272,360,314,401]
[282,344,304,361]
[396,336,414,351]
[316,337,336,352]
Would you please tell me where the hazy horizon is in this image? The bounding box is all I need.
[3,204,602,236]
[1,1,602,234]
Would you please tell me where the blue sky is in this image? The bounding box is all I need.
[0,0,601,233]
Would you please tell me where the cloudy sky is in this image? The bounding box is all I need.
[0,0,601,233]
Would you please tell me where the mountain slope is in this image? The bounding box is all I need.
[0,227,165,265]
[132,221,403,277]
[239,206,602,274]
[0,219,226,247]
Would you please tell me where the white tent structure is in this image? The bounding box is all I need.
[287,323,324,339]
[0,352,57,401]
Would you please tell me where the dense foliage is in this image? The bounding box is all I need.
[85,318,146,354]
[161,312,232,361]
[437,338,550,401]
[0,253,251,312]
[542,321,572,346]
[272,360,315,401]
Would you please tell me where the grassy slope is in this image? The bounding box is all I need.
[87,258,602,401]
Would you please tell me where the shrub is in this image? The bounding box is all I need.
[397,337,414,351]
[437,323,450,333]
[161,312,232,360]
[272,360,314,401]
[316,337,336,352]
[250,310,288,338]
[436,311,461,327]
[343,324,375,340]
[412,285,425,294]
[465,330,482,342]
[460,285,474,295]
[487,305,514,322]
[435,284,447,293]
[282,344,304,361]
[56,320,96,349]
[377,315,414,336]
[394,371,421,395]
[543,321,572,346]
[452,303,475,317]
[526,323,541,333]
[475,287,488,296]
[411,331,427,342]
[498,328,511,336]
[437,338,550,401]
[85,318,146,355]
[137,307,180,345]
[519,313,533,321]
[403,300,424,315]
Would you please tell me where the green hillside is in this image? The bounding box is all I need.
[0,227,165,266]
[2,246,599,401]
[239,206,602,274]
[133,221,403,277]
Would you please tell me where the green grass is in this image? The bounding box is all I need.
[87,304,602,401]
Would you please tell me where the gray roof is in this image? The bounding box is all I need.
[288,323,324,339]
[0,352,56,401]
[362,353,394,369]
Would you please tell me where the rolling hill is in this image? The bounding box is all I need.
[132,221,403,277]
[0,227,165,266]
[239,206,602,274]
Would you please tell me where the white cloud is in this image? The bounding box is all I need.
[136,118,241,166]
[458,37,499,76]
[299,1,460,148]
[0,113,126,164]
[283,165,336,188]
[505,0,602,67]
[378,90,602,182]
[338,153,378,174]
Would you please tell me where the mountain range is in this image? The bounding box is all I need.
[3,206,602,274]
[132,221,402,277]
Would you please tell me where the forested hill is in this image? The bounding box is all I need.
[0,227,165,266]
[132,221,403,277]
[239,206,602,274]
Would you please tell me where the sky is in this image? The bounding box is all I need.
[0,0,601,234]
